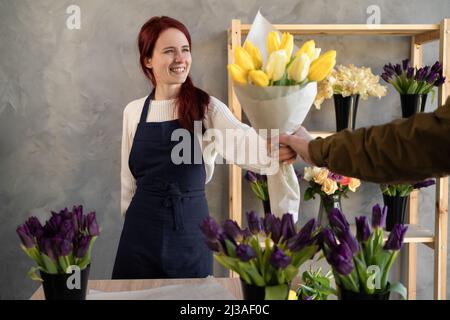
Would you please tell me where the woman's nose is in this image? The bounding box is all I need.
[174,51,183,62]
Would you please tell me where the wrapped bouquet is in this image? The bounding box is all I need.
[228,11,336,221]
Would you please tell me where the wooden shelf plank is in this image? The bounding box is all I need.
[238,24,440,36]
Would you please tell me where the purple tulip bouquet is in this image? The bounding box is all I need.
[320,204,407,299]
[200,211,320,299]
[16,205,99,281]
[381,59,445,96]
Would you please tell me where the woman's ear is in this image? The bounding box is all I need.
[145,57,152,69]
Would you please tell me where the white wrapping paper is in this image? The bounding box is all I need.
[234,11,317,221]
[233,11,317,222]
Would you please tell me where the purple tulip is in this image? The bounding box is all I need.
[402,59,410,71]
[264,213,282,243]
[337,229,359,255]
[329,208,350,233]
[281,213,296,241]
[200,216,222,240]
[434,76,446,86]
[406,67,415,79]
[286,219,316,252]
[16,224,36,248]
[384,224,408,251]
[413,179,435,189]
[74,235,91,258]
[87,211,100,236]
[381,73,391,83]
[53,237,73,257]
[426,71,439,84]
[326,241,354,275]
[415,67,427,81]
[45,213,62,236]
[383,63,395,74]
[25,217,44,239]
[236,244,257,262]
[394,64,402,76]
[269,246,291,269]
[355,216,371,242]
[72,205,83,232]
[320,228,339,252]
[223,220,244,243]
[39,238,57,261]
[430,61,442,74]
[58,219,75,241]
[246,211,262,235]
[244,171,258,183]
[205,239,223,253]
[371,204,387,229]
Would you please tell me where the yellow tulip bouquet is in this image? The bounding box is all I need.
[227,11,337,221]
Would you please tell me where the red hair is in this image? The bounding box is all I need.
[138,16,210,132]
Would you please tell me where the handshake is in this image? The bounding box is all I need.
[272,127,315,166]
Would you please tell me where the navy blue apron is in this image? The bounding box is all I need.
[112,92,213,279]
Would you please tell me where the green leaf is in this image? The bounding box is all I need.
[237,261,265,286]
[265,283,289,300]
[27,266,43,282]
[284,265,299,283]
[40,253,58,274]
[224,239,237,258]
[20,245,43,268]
[389,282,407,300]
[78,236,97,270]
[291,245,319,267]
[214,254,238,272]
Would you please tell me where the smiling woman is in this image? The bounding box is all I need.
[111,16,297,280]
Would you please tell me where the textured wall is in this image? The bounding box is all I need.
[1,0,449,299]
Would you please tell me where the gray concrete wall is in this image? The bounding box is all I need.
[0,0,449,299]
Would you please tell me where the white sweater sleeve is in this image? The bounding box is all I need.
[205,97,275,174]
[120,104,137,217]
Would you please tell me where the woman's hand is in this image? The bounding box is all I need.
[278,126,314,165]
[267,138,297,165]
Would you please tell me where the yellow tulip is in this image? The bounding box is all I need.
[287,53,311,83]
[243,40,263,69]
[288,290,298,300]
[249,70,269,87]
[227,64,248,85]
[265,50,288,81]
[234,47,255,72]
[312,48,321,60]
[267,31,281,56]
[308,50,336,82]
[280,32,294,58]
[296,40,316,60]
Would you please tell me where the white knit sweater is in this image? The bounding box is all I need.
[120,95,272,216]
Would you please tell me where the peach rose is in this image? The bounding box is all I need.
[314,168,329,185]
[348,178,361,192]
[321,178,338,195]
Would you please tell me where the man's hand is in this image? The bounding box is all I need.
[278,126,314,165]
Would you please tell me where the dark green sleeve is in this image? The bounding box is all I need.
[309,101,450,184]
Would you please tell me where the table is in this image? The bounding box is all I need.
[30,277,243,300]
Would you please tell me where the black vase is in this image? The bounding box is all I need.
[400,94,428,118]
[40,265,90,300]
[318,194,342,227]
[338,286,390,300]
[383,194,409,231]
[262,199,271,214]
[333,94,360,132]
[240,278,290,300]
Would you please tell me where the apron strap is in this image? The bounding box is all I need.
[139,89,156,124]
